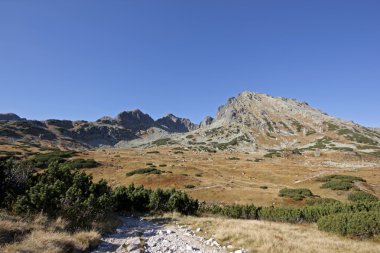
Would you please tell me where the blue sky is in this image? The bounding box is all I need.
[0,1,379,126]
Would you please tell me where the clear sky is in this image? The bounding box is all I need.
[0,1,379,126]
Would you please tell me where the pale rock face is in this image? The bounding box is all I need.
[199,116,214,128]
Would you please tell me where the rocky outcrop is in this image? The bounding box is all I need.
[199,116,214,128]
[156,114,198,133]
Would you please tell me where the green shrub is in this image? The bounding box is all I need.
[152,138,171,146]
[12,162,113,228]
[305,198,339,206]
[29,150,76,168]
[259,207,303,223]
[279,188,313,201]
[317,174,365,191]
[126,168,162,176]
[184,184,195,189]
[200,203,259,219]
[260,186,268,189]
[317,212,380,238]
[320,180,354,191]
[348,191,379,202]
[147,151,160,154]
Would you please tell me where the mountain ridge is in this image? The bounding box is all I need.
[0,91,379,153]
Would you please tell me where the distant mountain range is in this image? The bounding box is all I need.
[1,91,379,153]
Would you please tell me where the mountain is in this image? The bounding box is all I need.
[181,91,380,152]
[0,91,379,153]
[0,110,197,149]
[0,113,26,121]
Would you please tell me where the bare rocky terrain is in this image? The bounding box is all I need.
[92,217,245,253]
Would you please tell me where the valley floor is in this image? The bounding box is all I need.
[82,147,380,206]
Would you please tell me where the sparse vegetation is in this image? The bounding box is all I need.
[126,168,162,176]
[147,151,160,154]
[152,138,172,146]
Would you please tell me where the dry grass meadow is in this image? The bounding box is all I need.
[82,147,380,206]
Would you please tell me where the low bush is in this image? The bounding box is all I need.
[278,188,313,200]
[29,150,77,168]
[200,203,259,219]
[317,174,365,191]
[317,211,380,238]
[348,191,379,202]
[259,207,303,223]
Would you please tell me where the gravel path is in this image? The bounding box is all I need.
[92,216,243,253]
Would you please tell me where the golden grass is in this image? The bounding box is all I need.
[0,212,101,253]
[2,230,100,253]
[171,214,380,253]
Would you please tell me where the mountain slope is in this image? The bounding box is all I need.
[171,91,380,153]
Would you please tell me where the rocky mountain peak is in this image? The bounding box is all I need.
[116,109,155,129]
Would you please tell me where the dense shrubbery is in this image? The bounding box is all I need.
[0,157,199,230]
[199,191,380,233]
[199,203,259,219]
[278,188,313,200]
[318,212,380,238]
[112,185,198,215]
[348,191,379,202]
[12,162,113,228]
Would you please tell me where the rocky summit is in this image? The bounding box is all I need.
[0,91,379,152]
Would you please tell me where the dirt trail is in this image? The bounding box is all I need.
[92,216,242,253]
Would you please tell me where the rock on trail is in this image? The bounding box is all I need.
[92,216,243,253]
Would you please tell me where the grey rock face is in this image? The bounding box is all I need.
[0,113,26,121]
[45,119,74,129]
[156,114,198,133]
[116,110,155,130]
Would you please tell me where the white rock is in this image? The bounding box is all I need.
[166,229,174,234]
[196,227,202,232]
